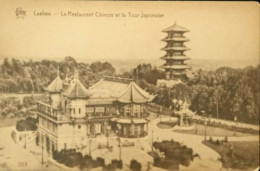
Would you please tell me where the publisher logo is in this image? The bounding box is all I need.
[15,7,26,19]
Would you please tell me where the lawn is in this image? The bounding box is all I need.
[157,121,177,129]
[203,141,259,170]
[173,123,252,137]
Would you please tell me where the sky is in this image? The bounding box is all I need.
[0,1,259,72]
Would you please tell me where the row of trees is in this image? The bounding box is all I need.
[52,149,143,171]
[0,57,116,93]
[0,57,258,124]
[128,64,259,124]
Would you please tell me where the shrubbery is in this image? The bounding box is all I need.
[103,160,123,171]
[16,117,37,131]
[130,159,142,171]
[53,149,123,170]
[153,140,196,170]
[207,137,228,146]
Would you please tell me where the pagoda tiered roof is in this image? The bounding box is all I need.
[63,79,91,99]
[117,82,152,104]
[162,23,189,33]
[161,46,190,51]
[45,76,63,93]
[160,56,190,60]
[160,65,191,70]
[162,37,190,42]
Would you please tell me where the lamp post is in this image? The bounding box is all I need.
[216,86,219,119]
[41,145,44,164]
[24,129,27,149]
[195,115,198,134]
[106,128,110,148]
[204,120,207,141]
[117,137,121,160]
[151,130,154,152]
[89,139,92,157]
[234,116,237,136]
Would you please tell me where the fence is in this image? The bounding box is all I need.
[148,103,173,115]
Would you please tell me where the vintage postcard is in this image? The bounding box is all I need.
[0,1,259,171]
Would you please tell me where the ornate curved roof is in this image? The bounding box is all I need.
[89,77,131,97]
[116,82,152,103]
[160,65,191,70]
[63,79,91,99]
[160,56,191,60]
[45,76,63,93]
[162,23,189,33]
[161,46,190,51]
[162,37,190,42]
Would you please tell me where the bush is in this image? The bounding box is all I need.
[16,117,37,131]
[96,157,105,167]
[111,159,123,169]
[224,136,228,143]
[103,164,117,171]
[152,140,194,169]
[215,139,220,145]
[209,136,213,142]
[130,159,142,171]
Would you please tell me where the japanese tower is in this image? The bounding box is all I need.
[160,23,191,80]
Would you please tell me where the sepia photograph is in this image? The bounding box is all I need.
[0,1,259,171]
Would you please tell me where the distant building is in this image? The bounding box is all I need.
[37,69,154,152]
[157,23,191,87]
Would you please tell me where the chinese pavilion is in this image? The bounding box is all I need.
[37,70,154,153]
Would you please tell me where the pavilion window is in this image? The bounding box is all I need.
[73,108,75,115]
[133,105,140,117]
[134,126,138,135]
[86,107,94,115]
[140,124,144,133]
[140,105,144,114]
[95,107,105,114]
[126,126,130,136]
[124,105,131,117]
[79,108,81,114]
[119,106,124,115]
[105,106,111,115]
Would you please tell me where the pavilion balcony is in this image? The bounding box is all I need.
[161,56,190,60]
[161,46,190,51]
[164,63,188,66]
[37,101,70,121]
[162,36,190,42]
[118,112,150,119]
[85,112,117,118]
[161,64,191,70]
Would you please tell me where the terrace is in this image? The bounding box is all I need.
[37,101,70,122]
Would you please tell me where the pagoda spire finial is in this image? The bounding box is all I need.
[74,68,79,80]
[57,65,60,77]
[174,20,177,25]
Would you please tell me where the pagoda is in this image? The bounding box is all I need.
[160,23,191,81]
